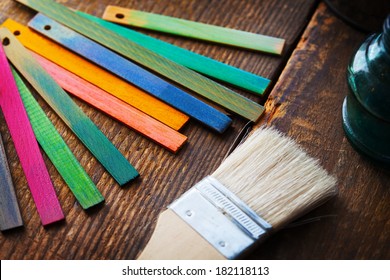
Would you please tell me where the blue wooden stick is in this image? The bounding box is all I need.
[29,14,232,133]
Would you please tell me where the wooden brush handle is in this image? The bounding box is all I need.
[137,209,226,260]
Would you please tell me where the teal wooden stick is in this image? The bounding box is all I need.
[15,0,264,122]
[12,68,104,209]
[77,11,270,96]
[0,28,139,186]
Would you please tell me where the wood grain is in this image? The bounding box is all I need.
[78,11,270,96]
[103,6,285,54]
[12,68,104,209]
[16,0,265,123]
[0,43,64,226]
[0,28,139,186]
[1,19,189,131]
[29,14,232,133]
[137,209,225,260]
[1,0,338,260]
[31,52,187,153]
[0,133,23,231]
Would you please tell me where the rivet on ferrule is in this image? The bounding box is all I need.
[169,176,272,259]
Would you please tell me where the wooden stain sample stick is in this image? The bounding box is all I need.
[138,127,337,259]
[28,15,232,133]
[0,43,64,226]
[78,11,270,96]
[31,52,187,153]
[0,28,139,186]
[12,68,104,209]
[1,19,188,131]
[15,0,264,123]
[103,6,285,55]
[0,134,23,231]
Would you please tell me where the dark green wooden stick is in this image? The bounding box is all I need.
[0,133,23,231]
[16,0,264,122]
[0,28,139,186]
[12,68,104,209]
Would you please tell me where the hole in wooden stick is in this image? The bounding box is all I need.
[116,13,125,19]
[44,25,51,31]
[2,37,10,46]
[13,30,21,36]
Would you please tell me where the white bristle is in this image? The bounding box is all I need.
[212,126,337,230]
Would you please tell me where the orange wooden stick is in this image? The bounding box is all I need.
[31,52,187,153]
[1,19,189,131]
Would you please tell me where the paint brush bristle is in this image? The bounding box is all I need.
[212,126,337,230]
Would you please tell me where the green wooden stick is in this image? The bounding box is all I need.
[15,0,264,122]
[11,68,104,209]
[0,27,139,186]
[103,5,285,54]
[77,11,270,96]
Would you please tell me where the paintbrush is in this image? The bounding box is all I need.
[138,126,337,259]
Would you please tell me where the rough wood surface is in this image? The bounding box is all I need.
[0,0,359,259]
[253,3,389,259]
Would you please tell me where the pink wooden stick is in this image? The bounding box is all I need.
[0,43,64,225]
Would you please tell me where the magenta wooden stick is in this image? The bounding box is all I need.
[0,43,64,225]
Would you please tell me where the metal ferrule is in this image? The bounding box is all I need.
[169,176,272,259]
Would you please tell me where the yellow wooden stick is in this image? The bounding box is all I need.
[1,19,189,131]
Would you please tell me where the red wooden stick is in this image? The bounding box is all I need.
[0,42,64,225]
